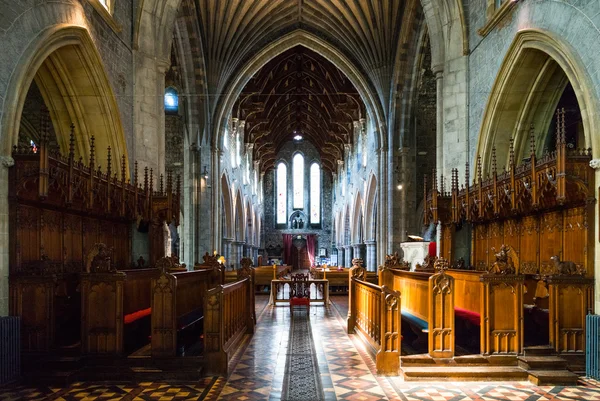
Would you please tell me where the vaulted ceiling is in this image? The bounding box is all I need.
[235,46,364,173]
[195,0,406,112]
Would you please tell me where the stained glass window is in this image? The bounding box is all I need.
[276,163,287,224]
[310,163,320,224]
[292,153,304,209]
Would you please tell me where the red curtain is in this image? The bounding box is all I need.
[283,234,293,265]
[306,234,316,267]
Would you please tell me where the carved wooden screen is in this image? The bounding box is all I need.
[518,216,538,274]
[563,207,589,273]
[539,211,562,274]
[473,225,487,271]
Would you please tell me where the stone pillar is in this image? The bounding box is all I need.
[0,156,13,315]
[222,238,232,267]
[231,241,245,269]
[353,244,363,261]
[365,241,377,272]
[344,245,353,268]
[435,69,444,176]
[337,247,345,268]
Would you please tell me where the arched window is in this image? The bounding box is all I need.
[292,153,304,209]
[164,87,178,113]
[276,163,287,224]
[310,163,320,224]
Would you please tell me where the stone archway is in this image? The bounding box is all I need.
[476,29,600,175]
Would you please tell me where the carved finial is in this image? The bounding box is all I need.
[560,107,566,145]
[176,174,181,197]
[89,135,96,168]
[432,169,437,190]
[440,174,445,194]
[465,162,470,187]
[106,146,112,178]
[144,166,148,192]
[492,146,497,175]
[121,155,126,183]
[159,173,164,194]
[134,161,139,187]
[509,137,515,168]
[477,155,482,183]
[69,123,75,160]
[166,170,172,192]
[150,169,154,193]
[530,124,536,156]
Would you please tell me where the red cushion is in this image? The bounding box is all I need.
[428,242,437,256]
[124,307,151,324]
[455,307,480,326]
[290,297,310,306]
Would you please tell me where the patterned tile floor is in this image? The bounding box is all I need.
[1,295,599,400]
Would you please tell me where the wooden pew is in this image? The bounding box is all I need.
[204,276,255,376]
[447,269,482,351]
[253,265,291,293]
[378,256,455,358]
[81,246,158,355]
[151,267,217,357]
[348,265,401,375]
[310,266,378,294]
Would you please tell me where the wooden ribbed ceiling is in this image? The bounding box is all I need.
[236,46,364,173]
[196,0,405,111]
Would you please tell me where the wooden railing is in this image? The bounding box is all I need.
[269,279,329,305]
[348,273,401,375]
[204,277,255,376]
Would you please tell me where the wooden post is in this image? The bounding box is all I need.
[428,259,454,358]
[150,270,177,357]
[204,285,227,375]
[375,285,401,375]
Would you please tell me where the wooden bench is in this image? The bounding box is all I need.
[151,267,216,357]
[81,266,158,355]
[380,261,455,358]
[310,267,378,294]
[348,265,401,375]
[254,265,291,293]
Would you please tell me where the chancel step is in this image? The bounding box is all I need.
[518,356,568,370]
[528,370,579,386]
[401,366,528,381]
[523,345,555,356]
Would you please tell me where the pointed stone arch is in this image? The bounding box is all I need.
[234,189,245,242]
[476,29,600,175]
[1,25,128,168]
[351,192,364,245]
[364,174,378,242]
[221,173,234,239]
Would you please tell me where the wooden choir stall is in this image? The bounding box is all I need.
[348,110,594,384]
[7,121,255,380]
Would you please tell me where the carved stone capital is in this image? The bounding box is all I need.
[1,156,15,168]
[589,159,600,169]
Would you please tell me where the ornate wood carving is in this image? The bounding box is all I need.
[429,258,454,358]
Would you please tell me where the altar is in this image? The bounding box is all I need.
[400,241,431,271]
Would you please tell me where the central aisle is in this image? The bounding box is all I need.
[211,296,397,400]
[208,295,600,401]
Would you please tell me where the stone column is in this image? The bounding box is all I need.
[365,241,377,272]
[337,246,345,268]
[344,245,353,268]
[434,69,444,176]
[222,238,232,266]
[353,244,363,261]
[230,241,244,269]
[0,156,13,315]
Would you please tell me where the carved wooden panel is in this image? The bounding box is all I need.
[481,276,523,355]
[63,214,83,272]
[80,273,125,354]
[488,221,504,265]
[440,225,454,262]
[429,272,454,358]
[548,277,593,354]
[473,225,488,271]
[10,276,55,351]
[539,211,562,269]
[563,207,587,273]
[503,219,520,270]
[519,216,538,273]
[15,206,40,266]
